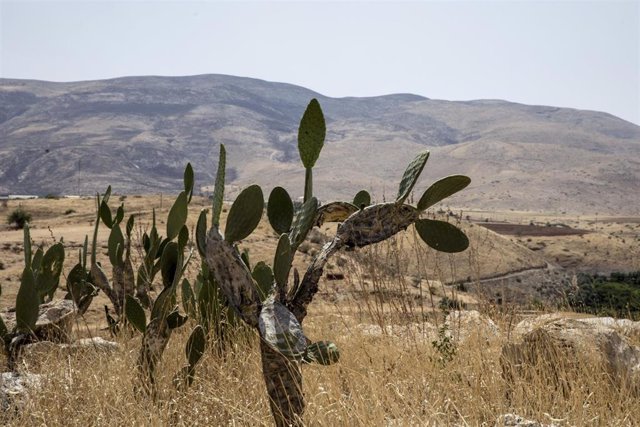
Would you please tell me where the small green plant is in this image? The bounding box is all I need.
[431,322,457,365]
[7,208,32,229]
[0,222,66,370]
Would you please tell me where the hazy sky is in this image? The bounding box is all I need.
[1,0,639,124]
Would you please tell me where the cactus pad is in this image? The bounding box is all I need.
[396,150,430,204]
[186,324,206,368]
[267,186,294,234]
[184,162,194,203]
[15,267,38,333]
[252,262,274,302]
[167,191,188,240]
[125,295,147,333]
[414,219,469,253]
[289,196,318,252]
[259,296,307,359]
[212,144,226,227]
[337,202,419,248]
[195,209,208,257]
[225,184,264,243]
[353,190,372,208]
[297,99,326,169]
[273,234,292,289]
[417,175,471,211]
[315,201,358,227]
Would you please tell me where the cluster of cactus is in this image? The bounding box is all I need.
[0,98,470,425]
[190,99,470,425]
[0,223,66,369]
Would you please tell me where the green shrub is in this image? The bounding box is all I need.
[569,271,640,319]
[7,208,32,229]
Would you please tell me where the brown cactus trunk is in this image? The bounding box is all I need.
[260,340,305,427]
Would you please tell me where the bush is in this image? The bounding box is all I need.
[439,296,464,312]
[64,209,76,215]
[569,271,640,319]
[7,208,32,229]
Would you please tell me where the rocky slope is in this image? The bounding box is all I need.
[1,74,639,213]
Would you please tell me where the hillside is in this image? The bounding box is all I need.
[1,74,639,214]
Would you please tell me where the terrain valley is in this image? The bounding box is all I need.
[1,75,640,425]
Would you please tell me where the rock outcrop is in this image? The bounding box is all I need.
[502,314,640,397]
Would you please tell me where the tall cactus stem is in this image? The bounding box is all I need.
[304,168,313,203]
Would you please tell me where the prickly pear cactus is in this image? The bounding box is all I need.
[1,224,74,370]
[195,98,471,426]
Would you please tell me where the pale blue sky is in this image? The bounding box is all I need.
[1,0,638,124]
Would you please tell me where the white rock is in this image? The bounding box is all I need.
[445,310,500,342]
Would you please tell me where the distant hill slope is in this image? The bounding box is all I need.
[1,74,639,214]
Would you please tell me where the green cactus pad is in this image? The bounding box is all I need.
[82,235,88,268]
[150,283,176,322]
[224,184,264,243]
[66,263,90,306]
[16,266,39,333]
[178,224,189,251]
[160,242,179,289]
[195,209,208,257]
[126,215,135,239]
[396,150,430,204]
[297,98,326,169]
[99,200,113,229]
[186,324,206,367]
[102,185,112,205]
[417,175,471,211]
[289,196,318,252]
[184,162,194,203]
[166,310,188,329]
[31,247,43,272]
[241,248,251,270]
[415,219,469,253]
[259,296,307,358]
[212,144,226,228]
[23,223,32,267]
[179,278,195,317]
[267,186,294,234]
[252,261,274,302]
[303,341,340,365]
[108,224,125,267]
[315,201,358,227]
[167,191,188,240]
[273,234,292,288]
[125,295,147,333]
[114,204,124,226]
[38,242,65,301]
[353,190,372,208]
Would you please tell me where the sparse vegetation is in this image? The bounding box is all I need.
[569,271,640,319]
[0,97,639,425]
[7,207,32,229]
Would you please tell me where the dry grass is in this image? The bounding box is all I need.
[3,304,640,426]
[2,198,640,425]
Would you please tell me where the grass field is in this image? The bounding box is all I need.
[1,196,640,425]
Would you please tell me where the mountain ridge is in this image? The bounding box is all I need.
[1,74,638,214]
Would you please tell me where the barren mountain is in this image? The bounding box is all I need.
[1,74,638,214]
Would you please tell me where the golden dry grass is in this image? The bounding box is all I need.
[3,304,640,426]
[1,197,640,425]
